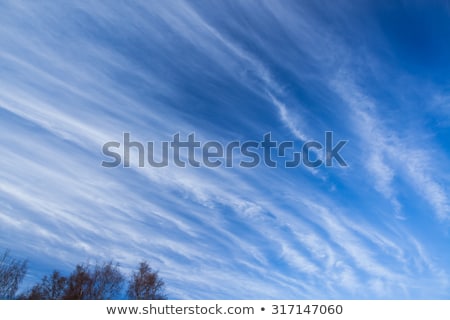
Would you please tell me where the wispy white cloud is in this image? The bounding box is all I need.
[331,75,450,221]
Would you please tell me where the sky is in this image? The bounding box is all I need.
[1,0,450,299]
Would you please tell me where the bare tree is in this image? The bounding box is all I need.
[63,264,91,299]
[20,271,67,300]
[63,262,124,299]
[0,250,27,299]
[89,262,124,299]
[2,252,168,300]
[127,262,166,300]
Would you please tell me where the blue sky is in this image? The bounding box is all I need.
[1,1,450,299]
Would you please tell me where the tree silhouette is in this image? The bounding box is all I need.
[0,249,168,300]
[127,261,166,300]
[63,262,124,300]
[20,271,67,300]
[89,262,124,299]
[0,250,27,299]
